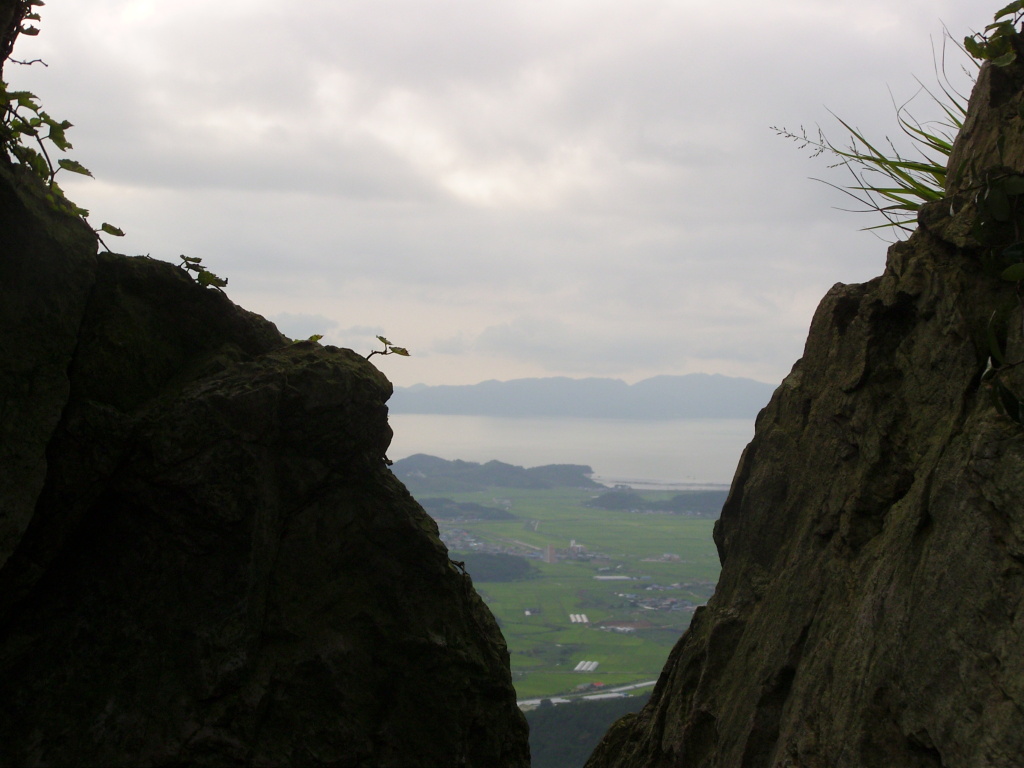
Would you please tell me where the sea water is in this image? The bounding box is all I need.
[387,414,754,487]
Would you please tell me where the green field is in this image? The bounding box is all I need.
[427,487,721,700]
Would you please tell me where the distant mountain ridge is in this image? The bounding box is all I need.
[389,374,774,419]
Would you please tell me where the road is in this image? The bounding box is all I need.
[517,679,657,709]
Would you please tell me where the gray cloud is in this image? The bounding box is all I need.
[268,312,339,340]
[7,0,991,386]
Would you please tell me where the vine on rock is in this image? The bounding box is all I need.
[177,255,228,291]
[965,1,1024,65]
[366,335,410,360]
[0,0,123,250]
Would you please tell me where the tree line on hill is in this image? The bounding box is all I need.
[418,497,514,521]
[526,693,652,768]
[391,454,601,493]
[460,553,535,582]
[586,489,728,518]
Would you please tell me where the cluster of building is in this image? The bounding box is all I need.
[642,582,685,592]
[438,527,537,557]
[615,590,696,612]
[595,619,653,634]
[542,539,594,563]
[438,526,600,564]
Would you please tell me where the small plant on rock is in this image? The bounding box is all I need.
[178,255,228,290]
[772,45,968,237]
[775,4,1024,239]
[366,335,410,360]
[964,1,1024,65]
[0,1,123,249]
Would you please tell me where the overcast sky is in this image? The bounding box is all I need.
[9,0,992,387]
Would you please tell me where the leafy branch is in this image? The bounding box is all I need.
[366,335,410,360]
[0,0,123,249]
[964,0,1024,65]
[178,255,228,290]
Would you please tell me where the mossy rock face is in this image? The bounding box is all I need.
[0,164,529,766]
[586,57,1024,768]
[0,160,98,572]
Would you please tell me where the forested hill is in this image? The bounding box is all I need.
[389,374,774,419]
[391,454,602,493]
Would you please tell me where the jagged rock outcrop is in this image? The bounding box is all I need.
[0,159,529,766]
[586,57,1024,768]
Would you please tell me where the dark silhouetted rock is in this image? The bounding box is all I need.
[0,157,529,767]
[586,57,1024,768]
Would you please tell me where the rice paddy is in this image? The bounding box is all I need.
[427,486,722,700]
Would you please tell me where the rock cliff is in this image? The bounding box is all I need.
[0,156,529,765]
[586,53,1024,768]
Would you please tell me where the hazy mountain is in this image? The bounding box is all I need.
[389,374,774,419]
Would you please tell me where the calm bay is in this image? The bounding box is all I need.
[387,414,755,487]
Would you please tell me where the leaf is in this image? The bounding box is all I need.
[993,49,1018,67]
[20,25,40,35]
[964,36,985,59]
[1000,263,1024,281]
[26,150,48,179]
[57,158,93,177]
[994,0,1024,20]
[376,335,391,345]
[10,90,39,109]
[47,121,72,150]
[388,346,410,356]
[99,222,125,236]
[197,270,227,288]
[307,334,324,343]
